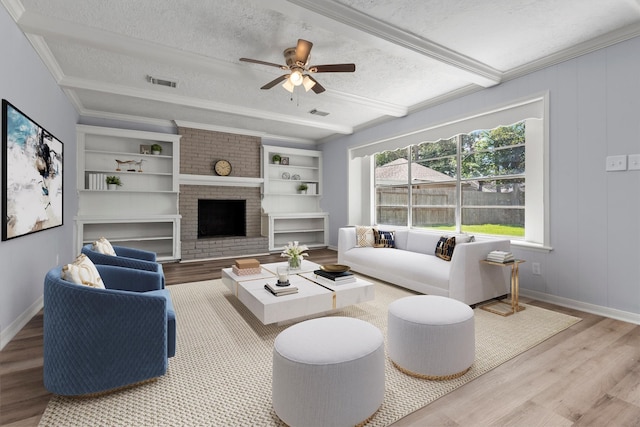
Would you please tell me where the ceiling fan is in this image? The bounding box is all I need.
[240,39,356,94]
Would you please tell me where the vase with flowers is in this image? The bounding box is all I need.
[281,241,309,270]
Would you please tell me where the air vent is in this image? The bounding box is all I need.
[146,75,178,88]
[309,108,329,117]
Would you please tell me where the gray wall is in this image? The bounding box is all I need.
[0,6,78,347]
[322,36,640,318]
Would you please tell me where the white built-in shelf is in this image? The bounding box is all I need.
[75,125,182,261]
[261,144,328,251]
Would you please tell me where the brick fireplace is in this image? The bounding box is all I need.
[178,127,268,261]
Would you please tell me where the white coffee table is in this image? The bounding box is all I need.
[221,261,375,325]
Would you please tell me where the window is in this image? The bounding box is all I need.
[375,123,526,238]
[350,93,549,248]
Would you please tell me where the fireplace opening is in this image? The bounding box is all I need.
[198,199,246,238]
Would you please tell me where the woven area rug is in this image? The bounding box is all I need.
[39,278,581,427]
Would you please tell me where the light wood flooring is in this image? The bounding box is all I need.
[1,248,639,426]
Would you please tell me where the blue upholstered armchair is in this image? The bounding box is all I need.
[43,264,176,396]
[81,243,165,288]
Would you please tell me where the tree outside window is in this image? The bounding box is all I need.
[375,122,525,238]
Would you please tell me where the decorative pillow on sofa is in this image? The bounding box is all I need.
[92,236,116,256]
[355,226,377,247]
[446,233,475,243]
[435,236,456,261]
[374,230,396,248]
[61,254,105,288]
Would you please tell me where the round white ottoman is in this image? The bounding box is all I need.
[272,316,385,427]
[388,295,474,380]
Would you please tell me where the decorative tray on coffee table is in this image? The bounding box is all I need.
[319,264,350,273]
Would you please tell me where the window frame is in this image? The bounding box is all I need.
[349,93,550,250]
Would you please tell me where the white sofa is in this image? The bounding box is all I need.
[338,227,511,306]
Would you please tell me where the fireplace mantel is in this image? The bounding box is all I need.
[180,174,264,187]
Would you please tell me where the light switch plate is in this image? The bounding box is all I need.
[606,155,627,171]
[628,154,640,171]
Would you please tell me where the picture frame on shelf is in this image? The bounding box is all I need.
[280,156,289,165]
[139,144,151,154]
[2,99,64,241]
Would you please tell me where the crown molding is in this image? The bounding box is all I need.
[0,0,24,21]
[58,76,354,134]
[22,33,65,82]
[504,22,640,81]
[263,0,502,88]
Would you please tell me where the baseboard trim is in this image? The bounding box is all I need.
[520,289,640,325]
[0,295,44,351]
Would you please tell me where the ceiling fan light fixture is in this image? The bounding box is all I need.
[302,75,316,92]
[289,69,303,86]
[282,78,295,93]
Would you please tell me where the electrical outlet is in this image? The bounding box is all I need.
[629,154,640,171]
[606,155,627,171]
[532,262,541,275]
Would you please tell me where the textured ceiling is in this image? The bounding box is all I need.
[4,0,640,143]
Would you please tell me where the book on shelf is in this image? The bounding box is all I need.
[312,269,357,284]
[306,182,317,194]
[88,173,106,190]
[486,250,514,263]
[264,283,298,296]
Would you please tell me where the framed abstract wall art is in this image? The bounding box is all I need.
[2,100,63,241]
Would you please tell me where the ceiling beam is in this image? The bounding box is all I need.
[260,0,502,87]
[58,76,354,134]
[174,120,316,145]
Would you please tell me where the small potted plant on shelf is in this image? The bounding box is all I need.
[272,154,281,164]
[151,143,163,155]
[106,175,122,190]
[297,183,308,194]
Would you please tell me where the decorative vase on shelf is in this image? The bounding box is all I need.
[288,255,302,270]
[107,184,117,190]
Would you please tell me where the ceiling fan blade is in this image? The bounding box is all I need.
[306,75,325,94]
[309,63,356,73]
[260,74,290,90]
[240,58,288,70]
[294,39,313,66]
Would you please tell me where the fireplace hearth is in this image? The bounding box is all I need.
[198,199,246,238]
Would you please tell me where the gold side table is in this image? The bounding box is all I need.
[480,259,526,316]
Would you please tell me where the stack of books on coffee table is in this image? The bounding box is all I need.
[232,258,262,275]
[264,282,298,296]
[486,250,514,263]
[313,269,357,285]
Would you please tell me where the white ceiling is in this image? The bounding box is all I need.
[4,0,640,144]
